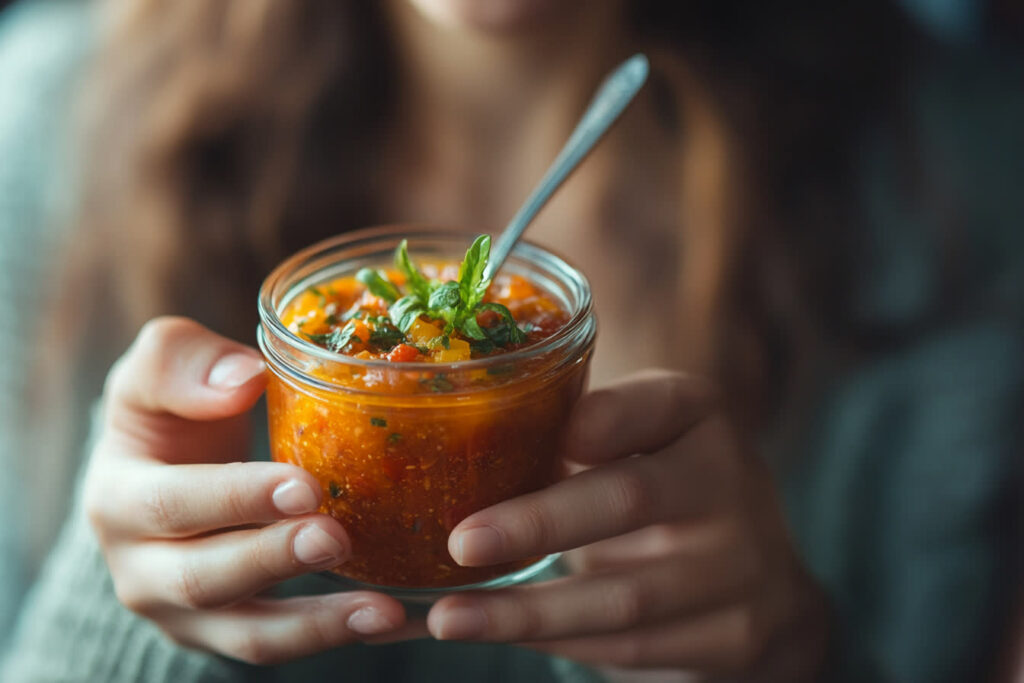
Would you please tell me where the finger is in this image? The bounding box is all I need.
[113,515,351,611]
[106,317,266,423]
[450,421,736,566]
[564,369,717,465]
[167,592,408,665]
[521,605,766,673]
[89,459,326,538]
[567,522,728,574]
[427,554,752,643]
[361,618,430,644]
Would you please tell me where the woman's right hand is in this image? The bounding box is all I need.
[83,317,410,664]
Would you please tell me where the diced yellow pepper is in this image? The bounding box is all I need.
[433,338,472,363]
[408,318,442,344]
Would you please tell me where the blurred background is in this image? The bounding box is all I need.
[0,1,1022,681]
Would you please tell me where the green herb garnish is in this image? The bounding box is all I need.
[305,235,528,357]
[388,432,402,443]
[355,268,401,303]
[307,319,361,352]
[368,320,405,352]
[477,302,527,346]
[421,375,455,393]
[329,481,343,498]
[370,417,387,428]
[389,294,426,333]
[387,236,526,346]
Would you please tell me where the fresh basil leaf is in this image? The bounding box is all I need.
[389,294,426,333]
[368,320,406,352]
[477,302,527,346]
[460,314,487,340]
[457,234,491,309]
[307,319,361,352]
[394,239,432,302]
[355,268,400,303]
[428,281,461,311]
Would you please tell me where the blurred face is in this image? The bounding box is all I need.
[405,0,586,32]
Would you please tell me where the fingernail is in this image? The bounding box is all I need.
[435,606,487,640]
[272,480,319,515]
[293,525,347,566]
[347,607,395,635]
[451,526,503,566]
[208,353,265,390]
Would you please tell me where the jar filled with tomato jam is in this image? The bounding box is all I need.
[257,226,595,593]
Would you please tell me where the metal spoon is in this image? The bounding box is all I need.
[483,53,650,281]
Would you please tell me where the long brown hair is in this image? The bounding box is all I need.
[55,0,917,428]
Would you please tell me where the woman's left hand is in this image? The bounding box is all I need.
[426,369,830,681]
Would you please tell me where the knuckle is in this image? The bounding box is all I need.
[111,576,151,616]
[665,371,718,408]
[249,526,293,583]
[730,607,768,671]
[220,474,254,526]
[603,578,644,630]
[519,498,556,551]
[302,601,345,650]
[510,600,543,640]
[130,317,202,384]
[134,317,199,357]
[226,629,278,666]
[143,483,186,535]
[174,560,216,610]
[645,524,683,555]
[607,469,654,530]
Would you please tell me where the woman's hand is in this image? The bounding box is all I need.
[83,317,410,664]
[427,370,830,680]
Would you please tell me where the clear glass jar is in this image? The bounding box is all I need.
[257,226,595,596]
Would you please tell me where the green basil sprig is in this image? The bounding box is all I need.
[388,236,527,347]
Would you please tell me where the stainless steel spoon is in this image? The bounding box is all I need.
[483,53,650,281]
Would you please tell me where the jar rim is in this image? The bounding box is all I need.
[258,224,595,376]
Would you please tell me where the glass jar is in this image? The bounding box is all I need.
[257,226,595,596]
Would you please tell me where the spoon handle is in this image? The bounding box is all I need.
[484,53,650,281]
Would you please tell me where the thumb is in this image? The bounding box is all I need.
[105,317,267,423]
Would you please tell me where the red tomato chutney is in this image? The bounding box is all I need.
[258,230,595,589]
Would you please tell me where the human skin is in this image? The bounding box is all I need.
[85,318,828,678]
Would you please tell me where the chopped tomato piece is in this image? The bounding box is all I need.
[387,344,420,362]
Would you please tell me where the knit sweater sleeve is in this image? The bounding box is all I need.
[0,413,254,683]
